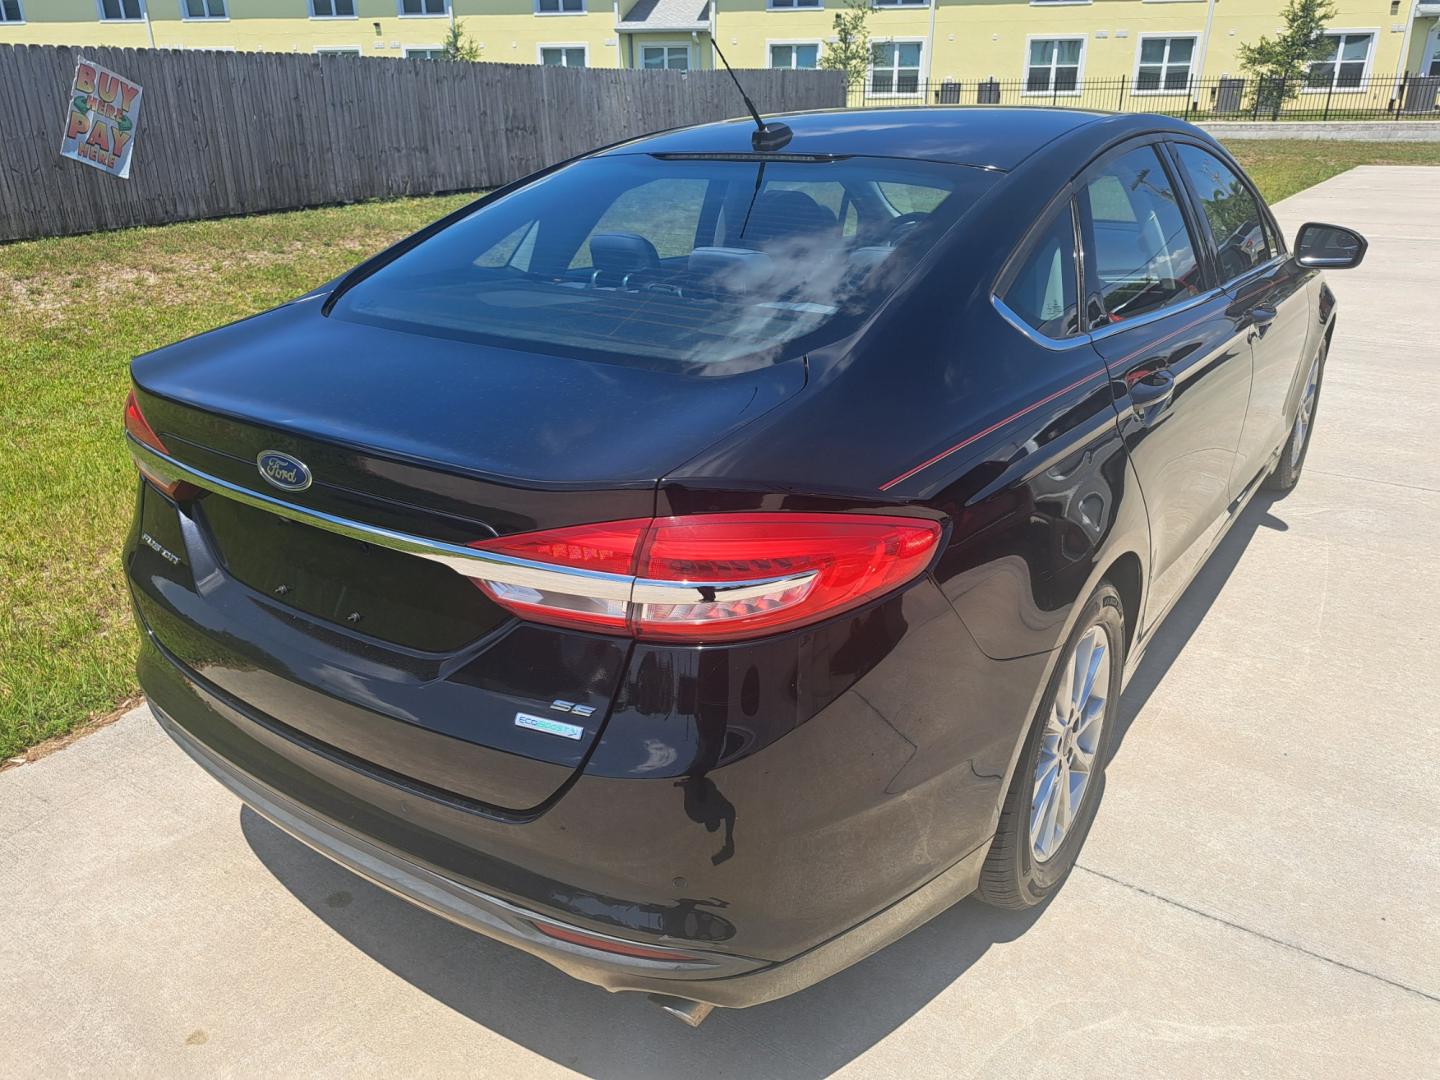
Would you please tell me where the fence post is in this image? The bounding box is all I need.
[1117,75,1127,114]
[1396,72,1408,119]
[1272,75,1285,121]
[1323,77,1334,121]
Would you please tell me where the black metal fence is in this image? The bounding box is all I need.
[846,72,1440,121]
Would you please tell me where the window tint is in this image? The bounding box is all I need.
[1082,147,1201,324]
[1172,144,1274,282]
[332,156,993,371]
[1001,204,1078,338]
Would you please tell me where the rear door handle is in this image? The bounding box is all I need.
[1129,368,1176,421]
[1248,305,1278,341]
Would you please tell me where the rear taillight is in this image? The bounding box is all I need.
[469,513,941,643]
[124,390,193,499]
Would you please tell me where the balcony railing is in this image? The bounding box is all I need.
[845,72,1440,121]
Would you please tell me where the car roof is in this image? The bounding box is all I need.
[599,107,1122,172]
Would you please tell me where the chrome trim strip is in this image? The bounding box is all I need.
[631,571,817,606]
[1086,286,1225,344]
[128,435,635,600]
[1221,254,1288,294]
[128,436,817,612]
[991,294,1095,352]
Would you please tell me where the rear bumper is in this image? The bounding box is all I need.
[128,465,1024,1006]
[153,695,987,1009]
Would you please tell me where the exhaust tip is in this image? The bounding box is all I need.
[647,994,715,1028]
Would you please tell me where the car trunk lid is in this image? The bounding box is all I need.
[127,299,804,811]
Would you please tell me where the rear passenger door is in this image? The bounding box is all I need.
[1079,141,1253,634]
[1167,138,1313,495]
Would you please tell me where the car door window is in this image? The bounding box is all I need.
[1171,144,1275,283]
[1000,203,1079,338]
[1082,146,1202,325]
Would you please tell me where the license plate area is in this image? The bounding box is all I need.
[197,493,507,653]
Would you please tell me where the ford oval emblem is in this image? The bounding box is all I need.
[256,450,312,492]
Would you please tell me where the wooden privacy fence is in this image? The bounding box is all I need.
[0,45,846,243]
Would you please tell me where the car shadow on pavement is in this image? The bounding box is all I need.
[1108,490,1289,758]
[242,807,1049,1078]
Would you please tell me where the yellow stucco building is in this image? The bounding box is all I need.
[2,1,1436,93]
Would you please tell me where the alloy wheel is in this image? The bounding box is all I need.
[1291,356,1321,470]
[1030,623,1110,863]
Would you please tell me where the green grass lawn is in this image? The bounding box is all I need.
[1,139,1437,761]
[0,194,474,760]
[1227,139,1440,203]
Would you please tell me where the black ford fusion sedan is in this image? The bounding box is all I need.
[123,107,1364,1023]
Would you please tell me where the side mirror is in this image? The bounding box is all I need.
[1294,222,1367,270]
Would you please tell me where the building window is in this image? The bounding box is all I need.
[98,0,145,19]
[536,0,585,12]
[869,41,922,93]
[1307,32,1374,89]
[404,47,445,59]
[1027,38,1083,93]
[399,0,447,14]
[182,0,226,17]
[541,46,587,66]
[1135,36,1195,91]
[873,0,925,6]
[770,43,819,69]
[768,0,821,7]
[316,46,362,54]
[641,45,690,70]
[310,0,356,16]
[0,0,24,22]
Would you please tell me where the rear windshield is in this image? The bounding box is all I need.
[331,153,995,372]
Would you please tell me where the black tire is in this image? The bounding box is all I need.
[976,582,1125,910]
[1264,339,1327,494]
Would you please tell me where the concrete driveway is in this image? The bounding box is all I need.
[2,167,1437,1079]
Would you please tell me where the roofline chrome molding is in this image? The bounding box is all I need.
[127,436,813,612]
